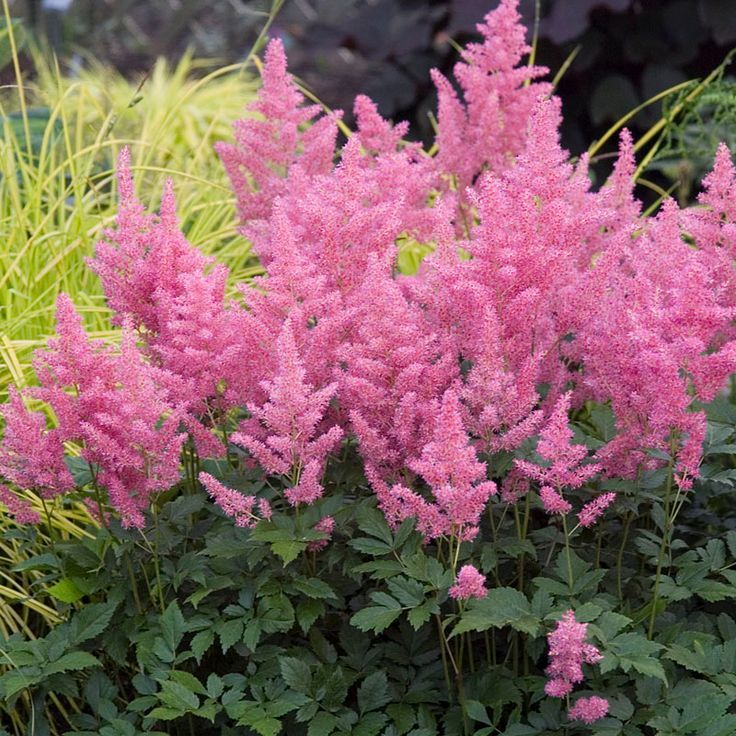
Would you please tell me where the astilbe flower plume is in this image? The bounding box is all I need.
[199,472,271,528]
[308,516,335,552]
[374,389,496,541]
[232,320,343,506]
[0,386,74,497]
[449,564,487,600]
[578,492,617,528]
[544,610,602,699]
[216,38,341,256]
[91,153,258,451]
[340,258,456,475]
[32,296,185,528]
[0,484,41,525]
[431,0,551,192]
[516,393,601,503]
[568,696,609,725]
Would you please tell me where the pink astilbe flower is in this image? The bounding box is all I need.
[449,565,487,600]
[91,155,211,334]
[0,484,41,525]
[544,611,602,698]
[577,492,616,528]
[341,259,456,474]
[216,38,341,239]
[199,472,270,528]
[33,297,186,528]
[308,516,335,552]
[232,320,343,506]
[92,155,259,445]
[516,393,601,491]
[539,485,572,516]
[568,696,609,725]
[0,386,74,498]
[575,189,736,483]
[431,0,551,191]
[375,389,496,540]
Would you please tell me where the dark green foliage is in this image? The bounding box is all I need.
[3,398,736,734]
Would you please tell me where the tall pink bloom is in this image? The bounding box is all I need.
[308,516,335,552]
[216,38,340,239]
[199,472,270,529]
[544,611,602,699]
[92,153,259,450]
[449,565,487,600]
[516,393,601,491]
[0,387,74,498]
[431,0,551,191]
[578,492,616,528]
[375,389,496,540]
[33,297,186,528]
[0,484,41,525]
[232,320,343,506]
[568,696,609,725]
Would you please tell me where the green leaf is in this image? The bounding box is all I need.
[452,588,539,637]
[387,577,425,607]
[358,671,390,714]
[271,540,307,565]
[353,711,389,736]
[351,606,402,634]
[349,538,394,556]
[69,599,119,646]
[160,601,186,652]
[206,673,224,699]
[217,619,244,654]
[158,680,200,712]
[387,703,415,734]
[169,671,208,697]
[280,657,313,694]
[407,599,438,630]
[293,577,336,600]
[297,598,325,634]
[147,706,185,721]
[190,629,214,664]
[44,651,100,676]
[465,700,492,725]
[307,711,338,736]
[47,578,85,603]
[357,507,395,545]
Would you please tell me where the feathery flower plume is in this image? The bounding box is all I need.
[216,38,341,236]
[199,472,270,528]
[0,484,41,525]
[568,696,609,725]
[516,393,601,491]
[577,492,617,528]
[232,320,343,506]
[308,516,335,552]
[449,565,487,600]
[376,389,496,540]
[544,611,602,699]
[33,297,185,528]
[0,387,74,498]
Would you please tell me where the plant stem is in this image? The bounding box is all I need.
[561,514,574,594]
[648,439,677,639]
[616,512,633,600]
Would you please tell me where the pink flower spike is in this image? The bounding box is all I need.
[568,696,609,725]
[539,485,572,515]
[199,472,264,528]
[449,564,487,600]
[577,492,616,528]
[545,610,602,698]
[308,515,335,552]
[0,484,41,525]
